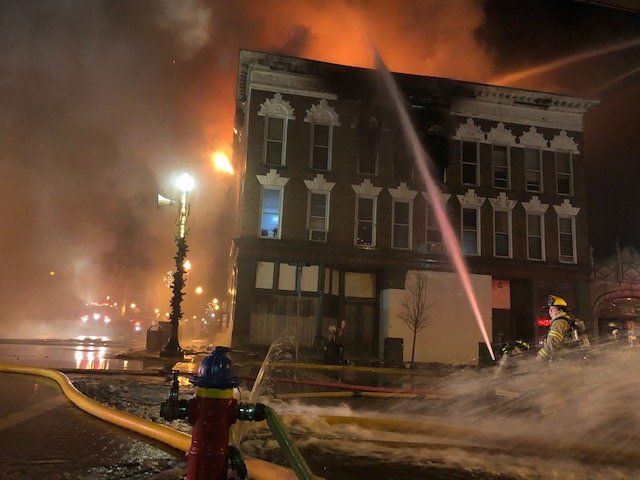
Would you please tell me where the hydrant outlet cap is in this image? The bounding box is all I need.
[191,346,240,388]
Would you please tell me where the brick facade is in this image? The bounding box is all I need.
[229,50,598,361]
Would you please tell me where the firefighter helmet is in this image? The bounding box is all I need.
[546,294,571,311]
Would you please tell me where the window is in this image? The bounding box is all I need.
[425,125,447,182]
[461,141,479,185]
[461,207,480,255]
[311,123,331,170]
[260,188,282,238]
[344,272,376,298]
[492,145,510,189]
[527,213,544,261]
[426,202,443,244]
[355,196,376,247]
[494,210,511,258]
[556,152,573,195]
[278,263,319,292]
[558,216,576,263]
[525,148,542,193]
[358,117,379,175]
[308,192,328,241]
[255,262,275,289]
[392,200,411,249]
[265,117,286,166]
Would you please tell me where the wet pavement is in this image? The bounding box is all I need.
[0,372,184,479]
[0,339,147,371]
[3,340,640,479]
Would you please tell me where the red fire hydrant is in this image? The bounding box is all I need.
[186,377,237,478]
[161,346,264,480]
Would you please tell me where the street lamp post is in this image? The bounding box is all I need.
[160,172,195,359]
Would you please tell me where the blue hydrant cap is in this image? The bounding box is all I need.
[191,346,240,388]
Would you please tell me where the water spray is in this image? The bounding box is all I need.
[491,37,640,85]
[372,49,495,361]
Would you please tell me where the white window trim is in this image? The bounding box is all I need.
[257,169,290,240]
[388,183,417,250]
[557,215,577,264]
[555,150,574,196]
[304,174,335,238]
[305,99,339,172]
[355,195,377,248]
[309,122,333,170]
[526,212,546,261]
[492,209,512,258]
[524,147,543,193]
[553,199,580,264]
[307,190,330,231]
[258,93,295,168]
[263,116,288,166]
[488,193,516,259]
[523,195,549,261]
[491,143,511,190]
[461,206,481,256]
[352,179,382,248]
[391,199,413,250]
[259,186,284,239]
[461,140,480,186]
[457,189,486,256]
[422,190,451,245]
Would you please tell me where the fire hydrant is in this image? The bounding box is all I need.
[160,346,266,480]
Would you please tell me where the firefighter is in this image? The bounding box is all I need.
[537,294,589,362]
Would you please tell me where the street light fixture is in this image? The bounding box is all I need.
[159,172,195,359]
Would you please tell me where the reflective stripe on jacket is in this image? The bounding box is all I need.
[537,313,572,360]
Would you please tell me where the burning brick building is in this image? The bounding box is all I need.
[227,49,597,364]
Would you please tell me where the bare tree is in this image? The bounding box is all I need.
[398,272,435,366]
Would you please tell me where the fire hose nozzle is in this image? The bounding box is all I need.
[237,402,266,422]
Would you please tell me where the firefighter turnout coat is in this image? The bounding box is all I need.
[537,311,586,361]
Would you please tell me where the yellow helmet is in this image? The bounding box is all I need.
[547,294,571,311]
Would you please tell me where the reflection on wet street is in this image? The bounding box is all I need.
[0,340,145,370]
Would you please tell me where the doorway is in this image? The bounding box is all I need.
[344,302,376,357]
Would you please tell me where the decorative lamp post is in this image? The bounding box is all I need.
[160,172,195,359]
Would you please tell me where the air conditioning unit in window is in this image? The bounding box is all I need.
[309,229,327,242]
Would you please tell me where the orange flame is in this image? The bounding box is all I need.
[211,150,234,175]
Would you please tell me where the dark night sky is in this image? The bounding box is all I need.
[0,0,637,335]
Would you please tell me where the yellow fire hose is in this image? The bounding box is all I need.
[0,363,301,480]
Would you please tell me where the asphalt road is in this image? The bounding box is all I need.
[0,339,145,370]
[0,372,183,479]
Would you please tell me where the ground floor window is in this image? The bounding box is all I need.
[249,293,318,346]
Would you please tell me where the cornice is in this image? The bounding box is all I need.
[457,189,486,207]
[304,174,335,192]
[249,66,338,101]
[305,98,340,125]
[352,178,382,197]
[388,182,418,200]
[258,92,296,119]
[256,169,289,187]
[469,85,598,113]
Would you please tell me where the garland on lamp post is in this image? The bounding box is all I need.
[165,236,188,351]
[160,173,194,359]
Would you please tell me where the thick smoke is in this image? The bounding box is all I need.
[0,0,637,337]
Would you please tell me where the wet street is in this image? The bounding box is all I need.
[0,372,183,479]
[2,340,640,479]
[0,339,145,370]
